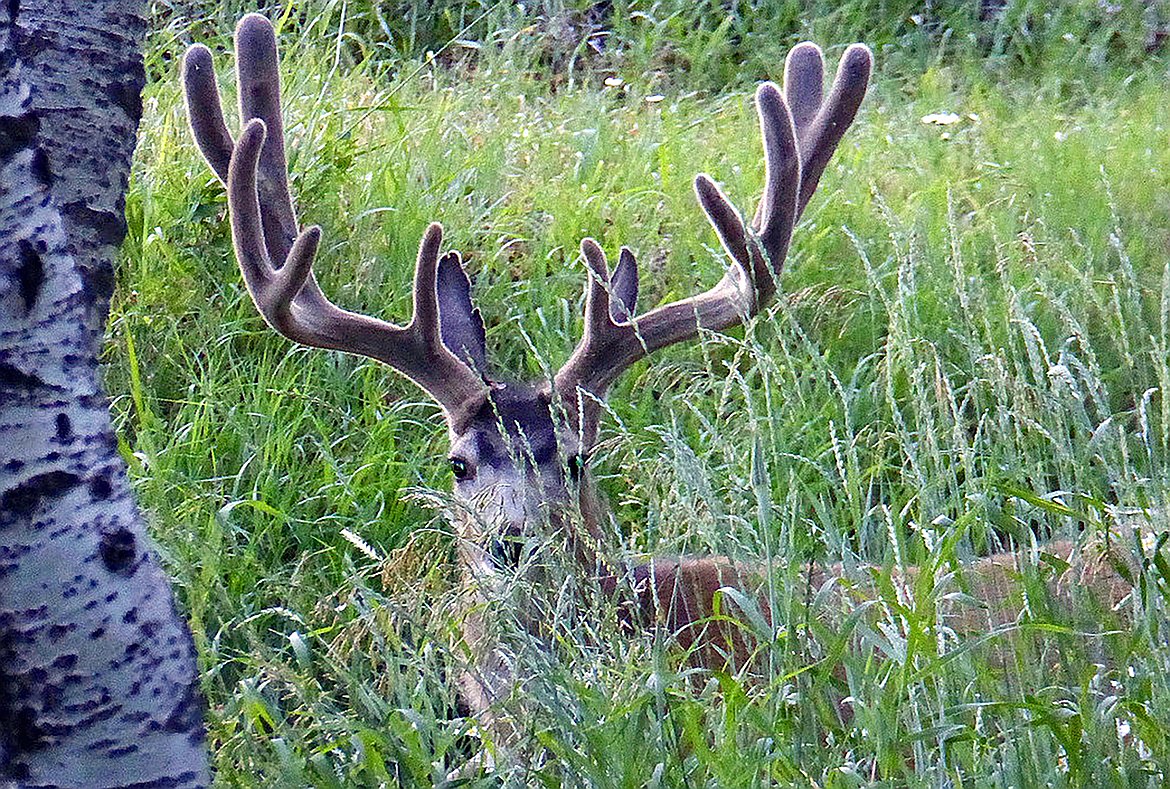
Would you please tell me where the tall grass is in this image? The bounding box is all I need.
[115,1,1170,783]
[148,0,1170,92]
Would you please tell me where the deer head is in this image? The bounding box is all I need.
[181,14,870,592]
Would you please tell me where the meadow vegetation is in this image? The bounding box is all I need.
[116,0,1170,784]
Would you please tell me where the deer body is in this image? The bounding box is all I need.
[181,15,1138,768]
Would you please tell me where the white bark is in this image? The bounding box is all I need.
[0,3,209,786]
[8,0,148,341]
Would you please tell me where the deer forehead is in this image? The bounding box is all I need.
[449,383,567,468]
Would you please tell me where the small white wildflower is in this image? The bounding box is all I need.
[921,111,961,126]
[340,528,382,562]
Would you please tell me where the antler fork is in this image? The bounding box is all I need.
[182,14,488,421]
[555,44,872,431]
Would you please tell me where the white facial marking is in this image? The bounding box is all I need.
[446,386,583,578]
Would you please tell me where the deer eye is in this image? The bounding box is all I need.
[450,457,474,481]
[566,453,587,482]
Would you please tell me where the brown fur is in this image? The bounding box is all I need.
[599,536,1139,680]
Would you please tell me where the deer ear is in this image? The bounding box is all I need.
[609,247,638,323]
[437,251,488,376]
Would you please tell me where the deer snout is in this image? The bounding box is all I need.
[488,525,526,569]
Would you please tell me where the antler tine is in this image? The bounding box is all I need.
[225,119,281,300]
[182,44,234,181]
[184,14,301,267]
[234,14,299,266]
[555,87,798,406]
[556,43,870,424]
[580,239,616,339]
[747,82,801,299]
[786,43,873,214]
[185,17,487,422]
[694,174,752,272]
[557,241,637,396]
[781,42,824,135]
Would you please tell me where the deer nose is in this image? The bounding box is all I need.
[488,528,525,569]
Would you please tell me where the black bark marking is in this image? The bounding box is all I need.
[50,654,76,671]
[41,683,62,713]
[87,737,118,752]
[16,241,43,313]
[107,72,146,125]
[162,679,206,738]
[82,260,114,315]
[0,471,81,525]
[3,763,30,782]
[13,24,54,59]
[11,708,48,752]
[0,362,45,390]
[122,772,201,789]
[54,413,71,440]
[60,201,128,247]
[60,203,124,309]
[73,698,118,728]
[28,146,51,187]
[98,527,136,575]
[7,0,18,23]
[0,112,37,160]
[88,473,112,500]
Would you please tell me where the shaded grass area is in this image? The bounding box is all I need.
[115,1,1170,784]
[149,0,1170,94]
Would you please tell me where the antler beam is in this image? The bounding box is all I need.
[555,44,872,421]
[182,15,487,421]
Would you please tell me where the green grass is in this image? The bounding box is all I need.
[114,1,1170,784]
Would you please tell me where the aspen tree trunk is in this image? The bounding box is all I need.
[0,1,209,785]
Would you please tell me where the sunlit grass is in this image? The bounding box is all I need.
[113,2,1170,784]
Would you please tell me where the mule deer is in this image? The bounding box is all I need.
[182,13,1141,763]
